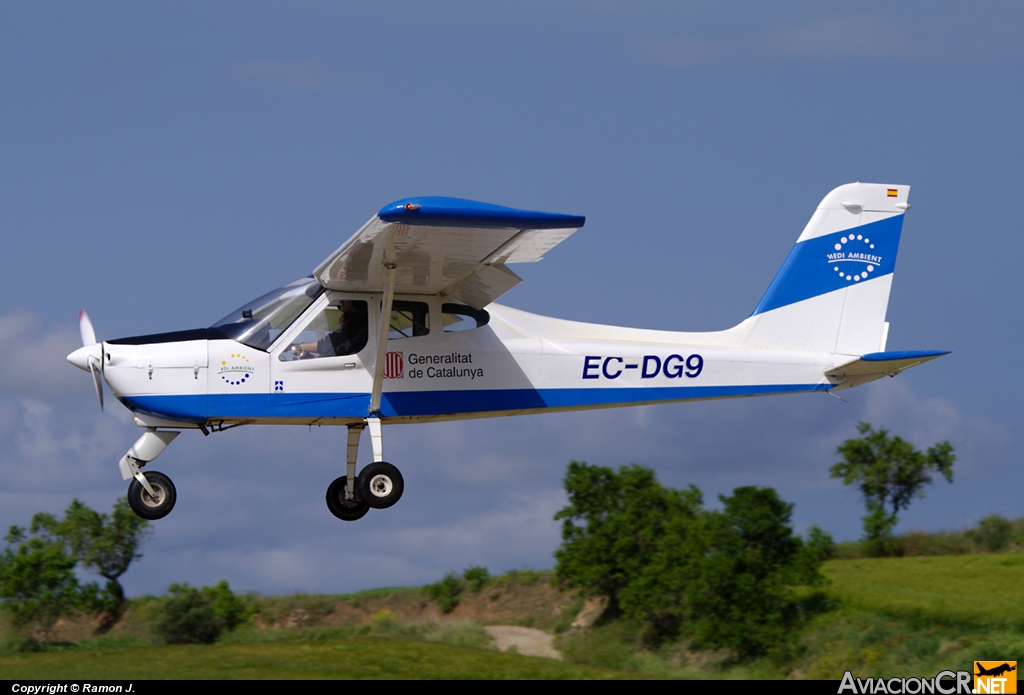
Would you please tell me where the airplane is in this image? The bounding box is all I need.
[67,182,948,522]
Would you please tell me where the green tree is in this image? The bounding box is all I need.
[554,463,826,657]
[831,422,955,556]
[622,486,827,655]
[0,524,99,637]
[554,462,702,611]
[32,498,152,630]
[672,488,814,655]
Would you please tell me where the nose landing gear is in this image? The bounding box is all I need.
[120,429,180,520]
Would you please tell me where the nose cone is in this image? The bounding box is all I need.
[68,343,101,372]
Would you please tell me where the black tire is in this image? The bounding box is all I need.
[357,462,404,509]
[127,471,177,520]
[326,476,369,521]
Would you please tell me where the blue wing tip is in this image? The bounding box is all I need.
[378,196,585,229]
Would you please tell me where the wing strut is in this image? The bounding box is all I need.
[369,230,397,416]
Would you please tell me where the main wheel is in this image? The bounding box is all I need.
[127,471,177,520]
[357,462,404,509]
[326,476,369,521]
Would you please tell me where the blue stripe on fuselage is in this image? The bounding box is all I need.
[122,383,828,422]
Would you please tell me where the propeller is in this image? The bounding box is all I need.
[67,310,104,410]
[79,309,96,347]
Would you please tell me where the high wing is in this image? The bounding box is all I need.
[314,197,586,309]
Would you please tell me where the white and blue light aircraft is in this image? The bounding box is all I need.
[67,182,947,522]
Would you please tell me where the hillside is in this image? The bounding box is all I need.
[3,554,1024,679]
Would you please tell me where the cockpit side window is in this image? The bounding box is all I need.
[388,300,430,340]
[441,303,490,332]
[210,277,323,351]
[279,300,369,361]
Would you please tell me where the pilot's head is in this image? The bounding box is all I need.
[338,300,366,314]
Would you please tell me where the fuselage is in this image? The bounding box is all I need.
[98,290,843,429]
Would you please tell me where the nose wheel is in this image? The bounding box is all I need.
[127,471,177,520]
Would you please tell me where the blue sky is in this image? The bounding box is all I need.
[1,2,1022,595]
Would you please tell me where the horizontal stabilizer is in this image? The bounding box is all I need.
[825,350,950,390]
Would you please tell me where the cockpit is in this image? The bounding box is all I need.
[210,276,323,351]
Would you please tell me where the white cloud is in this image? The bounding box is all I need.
[0,311,83,397]
[638,11,1024,67]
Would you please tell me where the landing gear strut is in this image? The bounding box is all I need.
[326,418,404,521]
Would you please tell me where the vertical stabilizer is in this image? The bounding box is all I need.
[742,182,909,355]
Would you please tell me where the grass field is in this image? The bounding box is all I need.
[821,554,1024,626]
[0,636,628,680]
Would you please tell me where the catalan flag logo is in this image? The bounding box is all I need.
[384,351,404,379]
[887,188,898,198]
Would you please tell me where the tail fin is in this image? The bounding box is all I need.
[741,182,909,355]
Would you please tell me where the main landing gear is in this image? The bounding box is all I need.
[326,418,404,521]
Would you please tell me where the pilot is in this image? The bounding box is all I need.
[292,300,368,358]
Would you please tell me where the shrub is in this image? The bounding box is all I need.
[975,515,1014,552]
[157,585,222,644]
[156,580,246,644]
[463,565,490,591]
[203,580,248,630]
[425,573,464,613]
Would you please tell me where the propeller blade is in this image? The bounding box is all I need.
[79,310,97,346]
[88,356,104,411]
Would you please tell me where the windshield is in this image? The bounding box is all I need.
[210,277,323,351]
